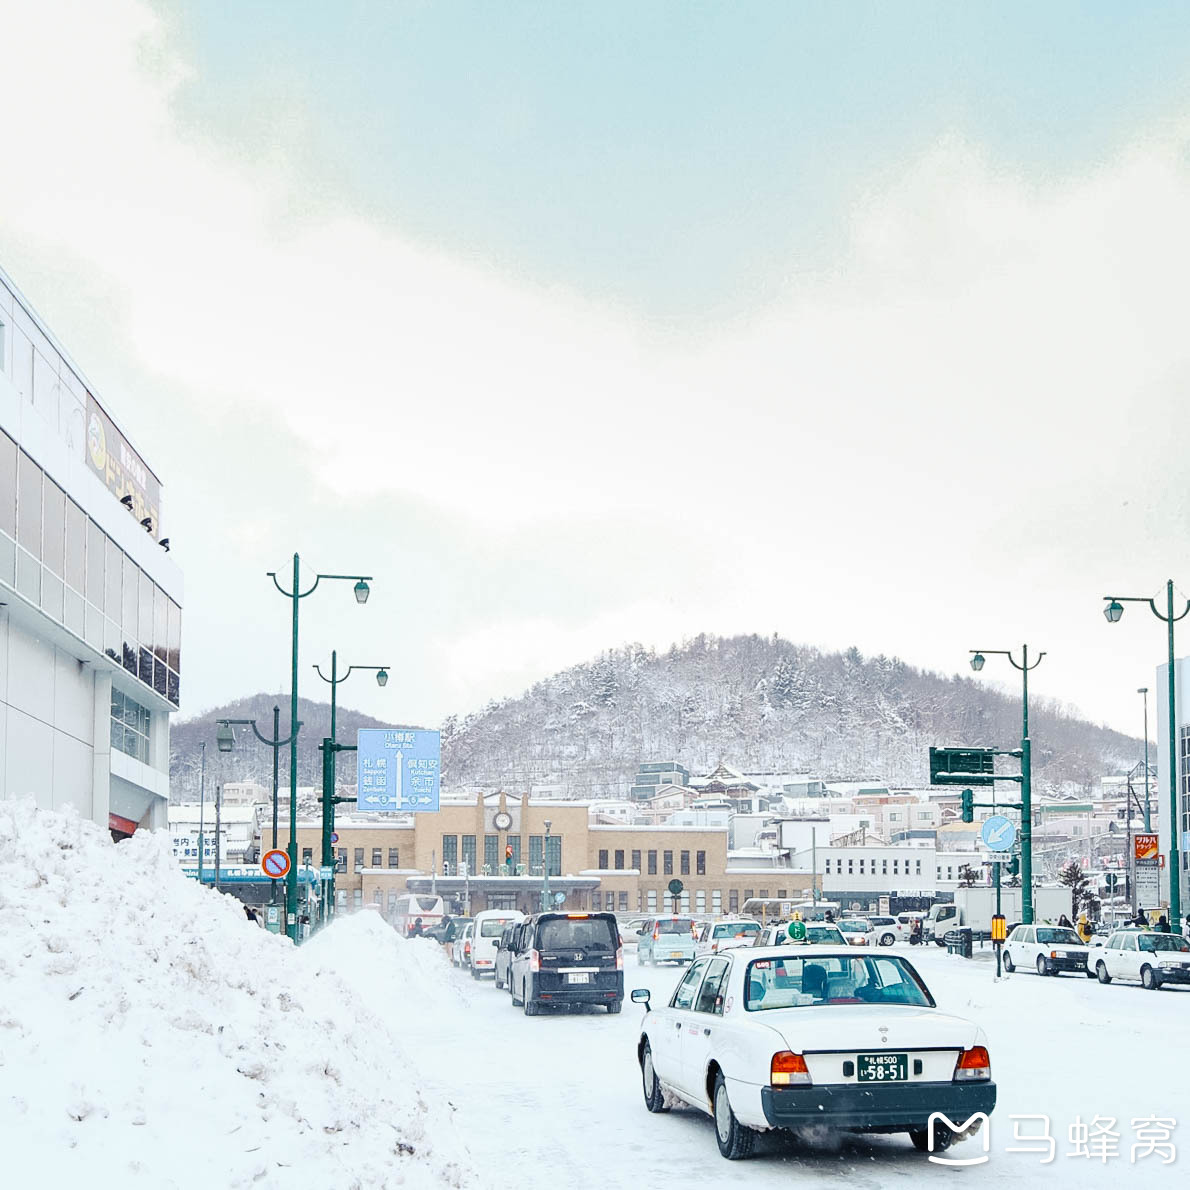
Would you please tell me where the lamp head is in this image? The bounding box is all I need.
[120,494,134,508]
[376,668,389,687]
[970,653,985,672]
[1138,686,1148,695]
[215,722,235,753]
[159,538,170,551]
[1104,600,1124,624]
[354,579,370,605]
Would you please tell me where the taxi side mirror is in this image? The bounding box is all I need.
[631,988,651,1010]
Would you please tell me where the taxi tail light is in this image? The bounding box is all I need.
[529,949,541,973]
[771,1051,812,1087]
[953,1046,991,1082]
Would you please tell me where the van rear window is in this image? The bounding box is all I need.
[655,918,694,934]
[538,917,618,952]
[480,919,515,937]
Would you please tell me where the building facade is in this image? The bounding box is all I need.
[0,264,181,835]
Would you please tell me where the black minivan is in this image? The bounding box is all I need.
[508,912,624,1015]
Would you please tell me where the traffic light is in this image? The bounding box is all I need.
[961,790,974,824]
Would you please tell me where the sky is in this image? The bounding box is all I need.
[3,0,1190,741]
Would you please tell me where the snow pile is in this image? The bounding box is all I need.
[0,800,473,1189]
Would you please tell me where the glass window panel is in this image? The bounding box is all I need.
[103,616,121,664]
[153,585,167,661]
[138,570,152,651]
[122,639,137,675]
[121,553,138,642]
[16,547,40,603]
[0,430,15,538]
[41,571,63,622]
[65,500,85,592]
[154,656,168,698]
[86,520,104,606]
[0,533,13,586]
[167,668,180,706]
[104,539,121,618]
[64,588,84,637]
[42,479,64,577]
[17,451,42,556]
[85,602,103,649]
[138,644,153,687]
[167,599,181,670]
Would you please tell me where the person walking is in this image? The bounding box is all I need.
[408,916,424,938]
[1058,913,1073,929]
[1156,914,1171,933]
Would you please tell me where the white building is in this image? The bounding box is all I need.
[1,264,182,836]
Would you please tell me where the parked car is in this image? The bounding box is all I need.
[896,911,926,941]
[1091,929,1190,989]
[865,916,900,947]
[468,909,525,979]
[631,945,996,1160]
[837,919,874,947]
[695,920,762,956]
[508,911,624,1015]
[753,922,848,947]
[451,922,475,968]
[637,916,698,966]
[617,917,650,948]
[1003,924,1089,976]
[494,923,516,990]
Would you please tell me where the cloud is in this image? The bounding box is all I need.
[2,0,1188,734]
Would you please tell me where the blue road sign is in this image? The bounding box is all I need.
[357,728,441,813]
[981,815,1016,852]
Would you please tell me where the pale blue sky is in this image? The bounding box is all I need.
[159,1,1190,320]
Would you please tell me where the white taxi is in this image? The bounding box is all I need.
[695,919,762,956]
[632,945,995,1160]
[1092,929,1190,989]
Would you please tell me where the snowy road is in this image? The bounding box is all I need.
[414,944,1186,1188]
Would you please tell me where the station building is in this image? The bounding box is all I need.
[0,264,182,835]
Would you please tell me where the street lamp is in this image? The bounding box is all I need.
[312,650,391,924]
[1103,580,1190,929]
[1138,687,1152,831]
[196,741,207,887]
[268,554,374,941]
[968,645,1045,924]
[542,819,552,912]
[216,709,302,903]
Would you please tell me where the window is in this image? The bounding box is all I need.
[916,860,922,875]
[647,889,658,911]
[529,835,543,873]
[859,859,865,874]
[336,848,347,872]
[711,890,722,912]
[371,848,382,868]
[545,835,561,877]
[353,889,363,910]
[695,889,706,912]
[302,848,313,864]
[388,848,399,868]
[109,688,150,763]
[695,957,730,1013]
[614,849,625,870]
[42,478,64,579]
[461,835,477,874]
[664,850,673,875]
[591,891,601,911]
[758,889,768,899]
[671,960,709,1010]
[0,430,16,540]
[697,850,706,875]
[680,851,690,875]
[648,850,658,875]
[618,891,628,912]
[16,450,41,557]
[506,835,521,868]
[848,860,854,874]
[743,889,754,902]
[354,848,364,870]
[442,834,458,871]
[598,848,609,869]
[882,860,888,874]
[631,849,641,872]
[484,834,499,871]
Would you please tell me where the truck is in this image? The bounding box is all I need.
[923,886,1071,944]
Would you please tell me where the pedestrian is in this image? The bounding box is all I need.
[408,916,424,938]
[1184,914,1190,937]
[1058,913,1073,929]
[1156,914,1171,933]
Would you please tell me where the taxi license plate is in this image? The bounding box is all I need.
[567,973,590,984]
[857,1053,908,1082]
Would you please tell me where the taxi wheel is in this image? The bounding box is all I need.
[1096,961,1111,984]
[1036,955,1049,977]
[713,1072,756,1160]
[910,1124,954,1152]
[641,1042,669,1113]
[1142,965,1162,990]
[1002,951,1015,972]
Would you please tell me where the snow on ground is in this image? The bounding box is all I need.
[0,801,472,1190]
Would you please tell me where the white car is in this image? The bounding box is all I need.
[753,922,848,947]
[451,922,475,968]
[865,916,900,947]
[695,920,762,956]
[468,909,525,979]
[1002,924,1090,977]
[836,919,875,947]
[617,917,650,948]
[632,945,996,1160]
[1091,929,1190,990]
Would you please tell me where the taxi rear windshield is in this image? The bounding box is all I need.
[745,955,933,1011]
[713,922,760,938]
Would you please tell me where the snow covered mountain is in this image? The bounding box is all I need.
[438,634,1138,797]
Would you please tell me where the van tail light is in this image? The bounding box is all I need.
[616,945,624,971]
[464,940,471,957]
[953,1046,991,1082]
[529,949,541,973]
[771,1052,812,1086]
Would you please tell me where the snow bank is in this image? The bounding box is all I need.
[0,800,473,1189]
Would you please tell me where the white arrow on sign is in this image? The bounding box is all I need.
[395,750,403,807]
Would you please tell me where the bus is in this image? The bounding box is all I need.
[393,893,445,937]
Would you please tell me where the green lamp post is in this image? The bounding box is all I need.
[268,554,373,941]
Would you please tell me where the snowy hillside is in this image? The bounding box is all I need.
[0,801,473,1190]
[441,634,1138,796]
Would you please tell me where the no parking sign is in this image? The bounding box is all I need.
[261,849,290,880]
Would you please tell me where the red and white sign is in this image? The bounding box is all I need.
[261,849,291,880]
[1135,834,1159,862]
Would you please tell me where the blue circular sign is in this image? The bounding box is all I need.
[981,815,1016,852]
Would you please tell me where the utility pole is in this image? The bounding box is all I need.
[196,741,207,886]
[214,783,222,890]
[542,820,552,912]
